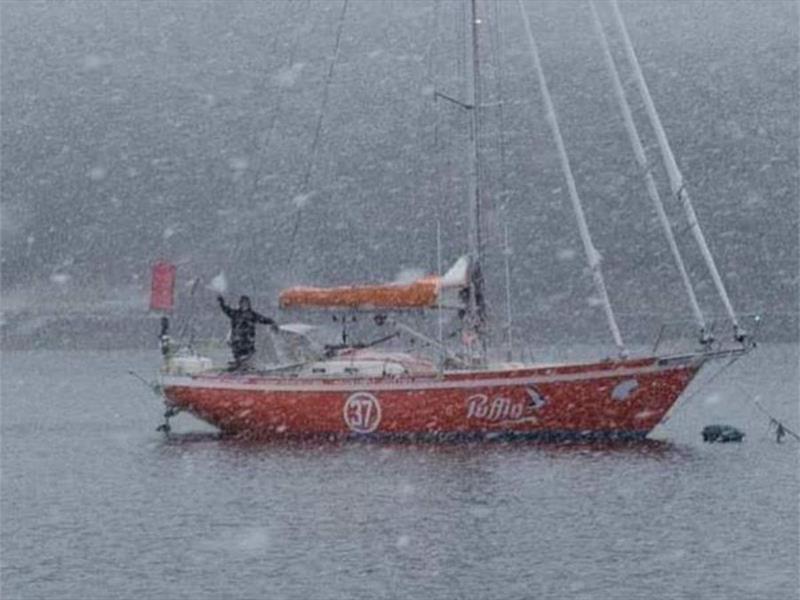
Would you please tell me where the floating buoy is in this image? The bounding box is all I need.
[702,424,745,443]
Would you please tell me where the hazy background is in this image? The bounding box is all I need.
[1,0,797,349]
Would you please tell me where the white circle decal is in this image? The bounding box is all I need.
[343,392,382,433]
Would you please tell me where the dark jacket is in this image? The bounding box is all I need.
[218,297,276,358]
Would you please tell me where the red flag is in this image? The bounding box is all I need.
[150,261,176,312]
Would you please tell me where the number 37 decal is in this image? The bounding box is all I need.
[343,392,382,433]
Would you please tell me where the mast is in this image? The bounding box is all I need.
[467,0,481,265]
[466,0,487,358]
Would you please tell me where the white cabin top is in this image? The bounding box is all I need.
[298,349,437,378]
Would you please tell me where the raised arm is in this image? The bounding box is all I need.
[217,295,234,317]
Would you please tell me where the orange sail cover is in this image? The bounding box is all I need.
[279,256,469,310]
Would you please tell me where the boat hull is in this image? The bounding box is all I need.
[161,354,704,441]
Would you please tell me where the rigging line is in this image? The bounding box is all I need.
[751,399,800,442]
[429,0,443,154]
[476,0,502,246]
[426,0,438,95]
[256,2,310,191]
[257,1,319,249]
[235,0,311,289]
[618,244,690,286]
[285,0,349,268]
[619,218,705,284]
[588,0,708,341]
[516,0,626,355]
[431,0,447,226]
[609,0,744,340]
[675,351,745,408]
[439,2,465,234]
[491,0,510,216]
[457,0,465,103]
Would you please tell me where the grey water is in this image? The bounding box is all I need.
[1,344,797,599]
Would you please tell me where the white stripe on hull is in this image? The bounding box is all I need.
[162,358,698,394]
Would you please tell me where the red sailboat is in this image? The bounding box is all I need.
[161,347,709,442]
[154,0,753,441]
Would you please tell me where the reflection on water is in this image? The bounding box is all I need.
[163,430,675,453]
[1,347,797,599]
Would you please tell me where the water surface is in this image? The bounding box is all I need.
[2,345,797,599]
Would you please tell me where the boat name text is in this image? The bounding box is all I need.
[466,394,526,421]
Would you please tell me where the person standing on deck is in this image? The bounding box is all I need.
[217,295,279,371]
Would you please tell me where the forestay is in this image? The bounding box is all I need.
[516,0,627,356]
[609,0,746,342]
[588,0,710,344]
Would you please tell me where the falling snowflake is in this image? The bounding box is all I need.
[87,166,106,181]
